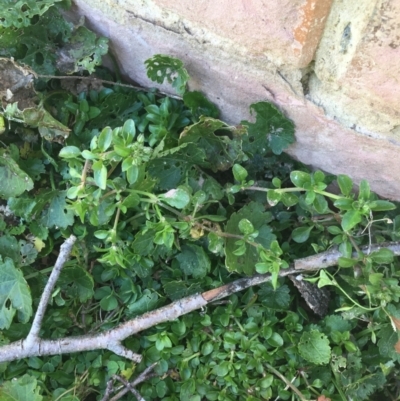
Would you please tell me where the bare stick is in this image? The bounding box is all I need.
[102,363,158,401]
[37,74,183,100]
[1,242,399,364]
[24,235,77,348]
[294,241,400,270]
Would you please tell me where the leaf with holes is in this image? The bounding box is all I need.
[179,116,244,172]
[298,330,331,365]
[241,101,295,156]
[145,54,189,95]
[0,257,32,330]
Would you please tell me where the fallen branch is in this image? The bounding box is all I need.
[0,238,398,364]
[294,241,400,270]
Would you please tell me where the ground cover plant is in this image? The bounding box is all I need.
[1,2,400,400]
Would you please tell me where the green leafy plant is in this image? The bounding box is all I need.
[1,4,400,401]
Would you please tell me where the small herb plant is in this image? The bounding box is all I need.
[1,2,400,401]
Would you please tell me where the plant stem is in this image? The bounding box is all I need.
[265,363,307,401]
[80,159,90,186]
[245,185,343,200]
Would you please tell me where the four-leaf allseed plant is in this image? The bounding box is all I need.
[1,2,400,401]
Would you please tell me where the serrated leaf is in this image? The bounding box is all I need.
[258,284,291,310]
[179,117,244,172]
[0,234,20,265]
[163,281,202,301]
[39,190,74,229]
[378,326,400,361]
[0,153,34,198]
[61,26,109,74]
[183,90,219,120]
[0,374,42,401]
[127,289,158,318]
[148,143,206,190]
[58,266,94,302]
[175,244,211,278]
[298,330,331,365]
[241,102,295,155]
[323,315,352,333]
[0,257,32,329]
[145,54,189,95]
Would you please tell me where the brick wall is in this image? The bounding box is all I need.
[71,0,400,200]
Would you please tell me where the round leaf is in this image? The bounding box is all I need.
[59,146,81,159]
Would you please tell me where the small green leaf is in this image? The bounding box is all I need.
[81,150,98,160]
[122,119,136,142]
[281,192,298,207]
[212,361,230,377]
[272,177,281,188]
[159,188,190,209]
[337,174,353,196]
[98,127,113,152]
[126,165,139,185]
[313,194,328,214]
[93,162,107,190]
[232,164,248,182]
[341,210,362,231]
[290,171,311,188]
[318,270,334,288]
[267,189,282,206]
[327,226,342,235]
[238,219,254,235]
[59,146,81,159]
[313,170,325,183]
[338,257,358,268]
[370,248,394,264]
[359,179,370,200]
[292,226,313,243]
[369,273,384,285]
[334,198,354,210]
[368,200,396,211]
[298,330,331,365]
[267,332,284,347]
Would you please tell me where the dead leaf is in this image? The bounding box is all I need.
[390,316,400,331]
[0,58,37,109]
[394,339,400,354]
[317,395,331,401]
